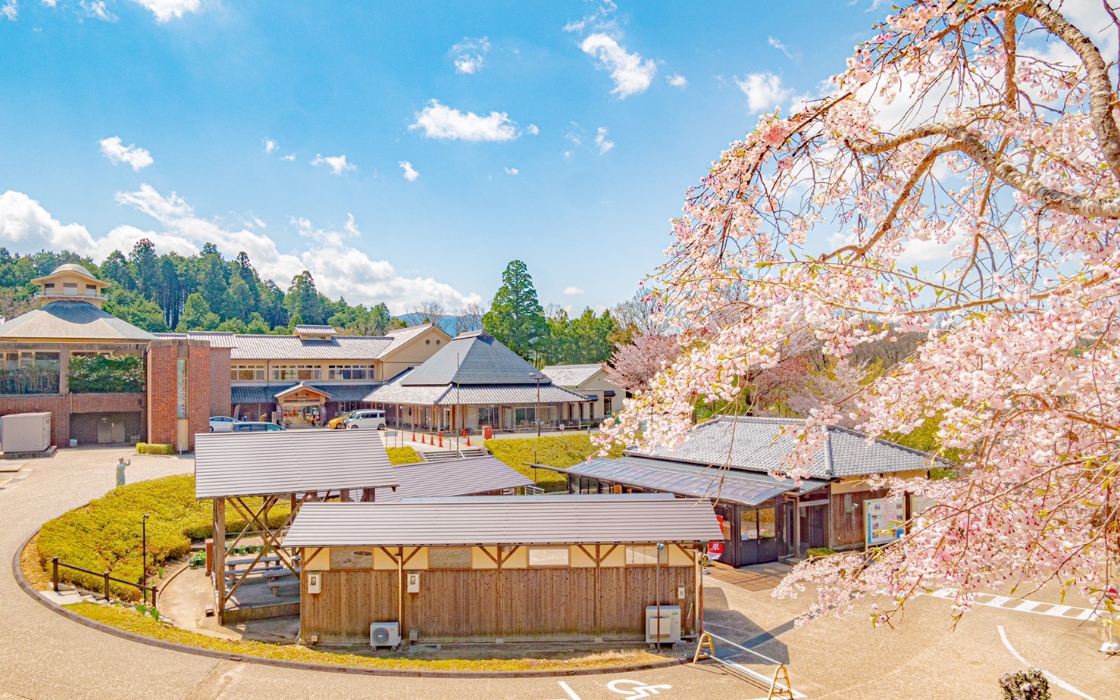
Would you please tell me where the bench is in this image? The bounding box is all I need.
[224,565,297,583]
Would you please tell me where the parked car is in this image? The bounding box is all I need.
[232,421,285,433]
[343,409,386,430]
[209,416,238,433]
[327,411,353,430]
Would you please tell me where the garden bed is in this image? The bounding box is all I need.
[483,435,623,491]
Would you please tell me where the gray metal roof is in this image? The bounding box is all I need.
[0,301,155,341]
[541,364,605,388]
[628,416,933,479]
[194,429,398,498]
[536,456,827,506]
[282,494,723,547]
[364,369,448,405]
[373,455,534,502]
[400,332,546,386]
[295,325,336,336]
[230,382,382,404]
[364,370,589,406]
[158,324,440,361]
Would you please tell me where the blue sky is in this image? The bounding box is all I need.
[0,0,879,314]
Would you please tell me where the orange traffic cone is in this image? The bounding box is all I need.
[466,435,471,447]
[438,432,443,448]
[412,431,416,443]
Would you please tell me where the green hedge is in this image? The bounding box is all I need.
[136,443,175,455]
[68,354,144,393]
[37,447,428,601]
[483,435,623,492]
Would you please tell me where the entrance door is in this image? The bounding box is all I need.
[739,506,780,565]
[800,505,828,551]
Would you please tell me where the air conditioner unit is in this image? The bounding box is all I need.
[370,622,401,649]
[645,605,681,645]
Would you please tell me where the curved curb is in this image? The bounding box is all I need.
[12,530,687,680]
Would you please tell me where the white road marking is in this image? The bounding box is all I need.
[928,589,1102,621]
[988,596,1011,607]
[1044,605,1071,617]
[555,680,582,700]
[606,679,672,697]
[1014,601,1040,612]
[997,625,1096,700]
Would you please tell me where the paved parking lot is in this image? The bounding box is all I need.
[1,446,1115,699]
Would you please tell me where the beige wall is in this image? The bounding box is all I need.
[380,326,451,381]
[831,470,929,495]
[309,543,696,572]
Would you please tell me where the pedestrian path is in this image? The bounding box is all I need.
[928,588,1103,621]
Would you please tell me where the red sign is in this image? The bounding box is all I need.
[708,515,725,560]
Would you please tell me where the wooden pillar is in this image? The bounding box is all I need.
[213,497,226,622]
[792,498,801,559]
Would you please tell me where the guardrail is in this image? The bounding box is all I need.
[51,557,159,607]
[694,630,803,699]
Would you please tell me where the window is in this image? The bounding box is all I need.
[604,397,612,414]
[514,407,536,426]
[528,547,569,567]
[43,283,55,292]
[230,364,265,381]
[63,283,77,295]
[270,364,322,381]
[625,545,668,566]
[478,406,495,425]
[741,508,777,541]
[84,284,97,297]
[428,547,472,569]
[327,364,375,380]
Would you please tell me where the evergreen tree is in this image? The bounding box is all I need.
[482,260,546,360]
[177,292,220,331]
[100,251,135,291]
[129,239,160,301]
[284,271,326,325]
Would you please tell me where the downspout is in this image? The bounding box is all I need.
[397,546,404,633]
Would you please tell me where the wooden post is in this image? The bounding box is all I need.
[213,496,226,622]
[103,571,111,601]
[792,498,801,559]
[52,557,59,592]
[151,585,158,609]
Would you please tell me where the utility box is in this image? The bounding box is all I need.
[1,412,52,453]
[407,571,420,593]
[645,605,682,645]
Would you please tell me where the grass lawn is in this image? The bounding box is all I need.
[483,435,623,492]
[36,447,425,601]
[65,602,671,672]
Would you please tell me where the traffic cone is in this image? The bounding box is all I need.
[412,431,416,443]
[466,435,471,447]
[438,432,443,448]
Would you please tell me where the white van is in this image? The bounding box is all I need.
[344,410,387,430]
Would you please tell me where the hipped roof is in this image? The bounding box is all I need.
[400,332,546,386]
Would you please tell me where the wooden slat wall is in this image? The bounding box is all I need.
[303,563,696,643]
[831,488,887,548]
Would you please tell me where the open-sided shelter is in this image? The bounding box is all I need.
[194,429,398,621]
[283,494,722,644]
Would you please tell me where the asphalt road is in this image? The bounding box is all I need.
[1,447,1115,699]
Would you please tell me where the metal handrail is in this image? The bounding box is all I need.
[694,630,803,699]
[51,557,159,608]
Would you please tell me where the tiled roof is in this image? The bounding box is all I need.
[363,369,589,406]
[373,456,534,502]
[0,301,155,341]
[541,364,605,387]
[627,416,933,479]
[282,494,723,548]
[539,455,828,506]
[363,369,448,405]
[294,325,336,336]
[157,324,441,361]
[231,382,382,404]
[400,332,546,386]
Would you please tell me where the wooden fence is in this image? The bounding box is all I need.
[51,557,159,607]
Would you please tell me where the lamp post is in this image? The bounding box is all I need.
[141,513,150,604]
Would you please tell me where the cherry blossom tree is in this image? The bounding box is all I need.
[606,332,681,393]
[602,0,1120,624]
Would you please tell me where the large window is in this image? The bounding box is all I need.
[741,508,777,541]
[528,547,569,567]
[514,407,536,426]
[270,364,322,381]
[478,406,496,425]
[625,545,668,566]
[327,364,375,380]
[230,364,265,381]
[0,351,60,394]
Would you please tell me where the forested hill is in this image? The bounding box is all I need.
[0,241,398,335]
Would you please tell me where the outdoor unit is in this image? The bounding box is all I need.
[370,622,401,649]
[0,412,51,453]
[644,605,682,645]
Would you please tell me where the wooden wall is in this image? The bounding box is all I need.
[301,553,697,644]
[830,488,888,549]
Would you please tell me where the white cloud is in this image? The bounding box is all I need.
[767,36,794,60]
[311,154,356,175]
[281,154,296,161]
[399,161,419,182]
[80,0,114,20]
[1,1,17,21]
[526,124,540,135]
[99,137,154,171]
[735,72,792,113]
[451,36,490,75]
[0,187,480,313]
[667,74,687,88]
[504,167,518,176]
[594,127,614,154]
[41,0,57,6]
[579,33,656,98]
[563,0,617,34]
[563,286,584,296]
[409,100,521,142]
[131,0,200,23]
[264,139,277,154]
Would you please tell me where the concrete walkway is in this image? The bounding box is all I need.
[2,447,1116,699]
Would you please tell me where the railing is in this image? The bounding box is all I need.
[694,630,803,699]
[0,367,60,395]
[51,557,159,608]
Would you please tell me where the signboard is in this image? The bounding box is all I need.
[865,497,905,547]
[708,515,726,560]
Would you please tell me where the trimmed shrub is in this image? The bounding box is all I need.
[68,354,144,393]
[386,446,423,465]
[136,443,175,455]
[806,547,836,558]
[483,435,623,492]
[999,670,1050,700]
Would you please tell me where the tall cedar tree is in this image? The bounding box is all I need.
[482,260,546,361]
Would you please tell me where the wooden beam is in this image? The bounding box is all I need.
[213,497,226,622]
